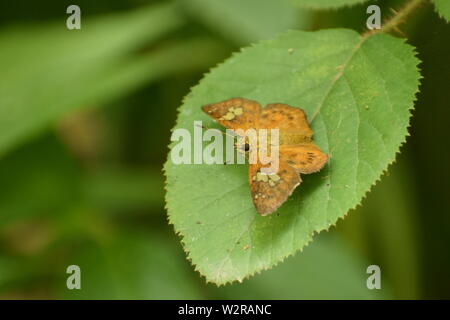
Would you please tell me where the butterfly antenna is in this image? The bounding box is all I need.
[196,124,251,162]
[195,123,236,139]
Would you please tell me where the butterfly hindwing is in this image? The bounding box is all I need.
[249,160,301,216]
[202,97,261,130]
[279,143,328,174]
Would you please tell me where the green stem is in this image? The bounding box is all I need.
[381,0,428,34]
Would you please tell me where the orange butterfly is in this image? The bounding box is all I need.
[202,98,328,216]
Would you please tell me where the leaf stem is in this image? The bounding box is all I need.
[381,0,428,34]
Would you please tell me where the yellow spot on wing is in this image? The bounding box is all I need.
[222,112,235,120]
[269,174,280,182]
[234,107,243,115]
[256,172,268,182]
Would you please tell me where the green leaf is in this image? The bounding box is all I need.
[433,0,450,22]
[180,0,308,44]
[292,0,369,10]
[0,3,188,155]
[164,29,420,284]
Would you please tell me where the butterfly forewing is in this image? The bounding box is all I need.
[259,103,313,144]
[202,98,261,130]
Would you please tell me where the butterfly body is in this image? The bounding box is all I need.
[202,98,328,216]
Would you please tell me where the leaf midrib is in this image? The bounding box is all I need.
[310,33,371,122]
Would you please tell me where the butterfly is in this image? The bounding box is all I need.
[202,98,328,216]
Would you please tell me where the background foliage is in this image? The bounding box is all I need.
[0,0,449,298]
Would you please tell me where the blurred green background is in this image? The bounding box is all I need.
[0,0,449,299]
